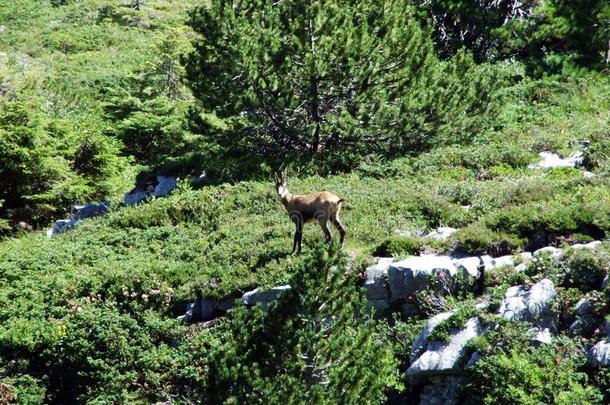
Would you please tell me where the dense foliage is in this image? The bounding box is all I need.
[1,0,610,403]
[186,0,506,173]
[202,243,398,403]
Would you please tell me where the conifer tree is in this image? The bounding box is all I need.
[186,0,502,167]
[204,242,399,403]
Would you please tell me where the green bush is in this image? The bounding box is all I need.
[186,0,506,172]
[583,139,610,171]
[562,249,609,292]
[0,94,127,231]
[451,223,522,256]
[201,243,399,403]
[372,236,423,257]
[463,340,602,404]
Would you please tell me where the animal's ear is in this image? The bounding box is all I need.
[280,169,288,183]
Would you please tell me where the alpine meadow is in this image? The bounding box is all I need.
[1,0,610,404]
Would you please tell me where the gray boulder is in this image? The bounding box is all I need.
[410,311,455,362]
[388,255,457,302]
[124,176,177,206]
[242,285,291,308]
[47,218,78,237]
[364,258,393,300]
[533,246,563,260]
[179,297,216,323]
[425,227,458,241]
[497,278,556,325]
[589,340,610,367]
[69,202,110,220]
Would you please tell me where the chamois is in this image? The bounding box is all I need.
[274,171,346,255]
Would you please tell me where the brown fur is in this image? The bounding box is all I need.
[275,171,346,255]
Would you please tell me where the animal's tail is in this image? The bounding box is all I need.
[338,198,346,204]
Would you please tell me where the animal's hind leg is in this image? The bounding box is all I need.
[319,219,332,242]
[332,214,346,246]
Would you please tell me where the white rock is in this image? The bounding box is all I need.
[408,317,483,381]
[124,176,178,206]
[589,340,610,367]
[487,255,515,270]
[528,151,583,169]
[533,246,563,260]
[480,255,494,269]
[572,241,602,250]
[425,227,458,241]
[529,327,553,344]
[452,256,481,278]
[515,263,528,272]
[241,285,291,307]
[364,258,392,300]
[584,171,596,178]
[388,255,457,302]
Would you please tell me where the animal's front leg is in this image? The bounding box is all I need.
[292,228,299,255]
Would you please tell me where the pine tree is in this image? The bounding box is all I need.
[186,0,503,170]
[204,242,399,404]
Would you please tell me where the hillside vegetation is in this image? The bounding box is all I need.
[1,0,610,403]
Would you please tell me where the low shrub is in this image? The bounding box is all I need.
[451,223,522,256]
[583,139,610,170]
[562,249,609,292]
[372,236,423,257]
[463,339,602,404]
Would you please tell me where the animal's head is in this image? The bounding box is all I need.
[274,170,289,198]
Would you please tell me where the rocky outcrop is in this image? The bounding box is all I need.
[425,227,458,241]
[388,255,460,302]
[177,296,238,323]
[47,202,110,237]
[47,175,179,237]
[533,246,563,260]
